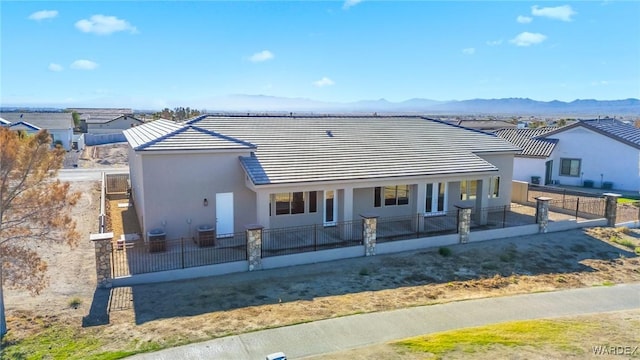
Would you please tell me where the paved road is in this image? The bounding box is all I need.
[129,283,640,360]
[57,167,128,182]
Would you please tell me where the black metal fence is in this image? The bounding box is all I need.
[527,184,602,203]
[547,197,606,219]
[261,220,363,258]
[471,204,538,229]
[112,232,247,277]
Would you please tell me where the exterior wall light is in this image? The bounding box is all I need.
[203,198,208,207]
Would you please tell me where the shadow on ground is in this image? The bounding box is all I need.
[86,229,638,326]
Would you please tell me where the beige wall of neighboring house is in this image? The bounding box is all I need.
[88,115,144,134]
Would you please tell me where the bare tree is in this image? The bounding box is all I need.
[0,128,80,338]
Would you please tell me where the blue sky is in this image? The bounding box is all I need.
[1,1,639,109]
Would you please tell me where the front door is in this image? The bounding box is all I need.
[544,160,553,185]
[216,192,234,237]
[324,190,337,226]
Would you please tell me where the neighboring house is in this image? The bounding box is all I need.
[69,108,137,134]
[124,116,519,240]
[0,117,10,126]
[0,112,74,150]
[456,120,517,133]
[494,127,558,185]
[497,118,640,192]
[85,114,144,134]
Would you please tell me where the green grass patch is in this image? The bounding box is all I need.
[618,197,640,204]
[612,237,636,250]
[1,323,162,360]
[392,319,596,358]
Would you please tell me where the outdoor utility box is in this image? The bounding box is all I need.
[602,181,613,190]
[531,176,541,185]
[147,228,166,253]
[583,180,594,188]
[197,225,216,247]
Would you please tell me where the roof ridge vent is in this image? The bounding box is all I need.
[326,130,333,137]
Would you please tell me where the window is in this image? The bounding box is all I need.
[309,191,317,213]
[489,176,500,198]
[375,185,409,206]
[274,192,305,215]
[560,158,581,177]
[460,180,477,201]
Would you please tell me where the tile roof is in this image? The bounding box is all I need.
[0,112,73,130]
[494,127,558,158]
[184,116,520,185]
[539,118,640,150]
[123,119,256,151]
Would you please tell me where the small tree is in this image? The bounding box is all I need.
[0,128,80,338]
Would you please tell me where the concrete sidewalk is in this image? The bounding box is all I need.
[129,283,640,360]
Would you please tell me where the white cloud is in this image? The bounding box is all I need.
[313,77,335,87]
[343,0,362,10]
[75,15,138,35]
[249,50,274,63]
[70,59,99,70]
[517,15,533,24]
[486,39,503,46]
[510,32,547,47]
[48,63,63,72]
[531,5,576,22]
[462,48,475,55]
[28,10,58,21]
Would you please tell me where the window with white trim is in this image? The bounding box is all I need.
[374,185,409,207]
[489,176,500,198]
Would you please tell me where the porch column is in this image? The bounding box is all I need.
[360,213,378,256]
[535,197,552,233]
[245,224,264,271]
[90,233,113,289]
[455,205,472,244]
[603,193,621,227]
[474,178,490,225]
[256,191,270,229]
[342,187,354,222]
[416,183,427,232]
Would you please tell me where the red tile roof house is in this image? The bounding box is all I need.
[496,118,640,192]
[123,115,520,242]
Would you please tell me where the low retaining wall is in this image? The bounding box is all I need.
[112,261,248,287]
[376,234,458,255]
[262,246,364,270]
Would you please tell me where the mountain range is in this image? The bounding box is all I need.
[191,95,640,117]
[2,96,638,116]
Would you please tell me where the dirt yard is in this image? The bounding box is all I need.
[78,143,129,168]
[2,147,640,357]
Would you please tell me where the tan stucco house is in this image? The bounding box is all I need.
[123,116,520,240]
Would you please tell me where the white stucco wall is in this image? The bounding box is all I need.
[513,157,547,184]
[548,127,640,192]
[138,150,256,239]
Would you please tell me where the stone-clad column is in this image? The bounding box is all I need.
[535,197,552,233]
[455,205,472,244]
[245,224,264,271]
[603,193,621,227]
[90,233,114,289]
[360,213,378,256]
